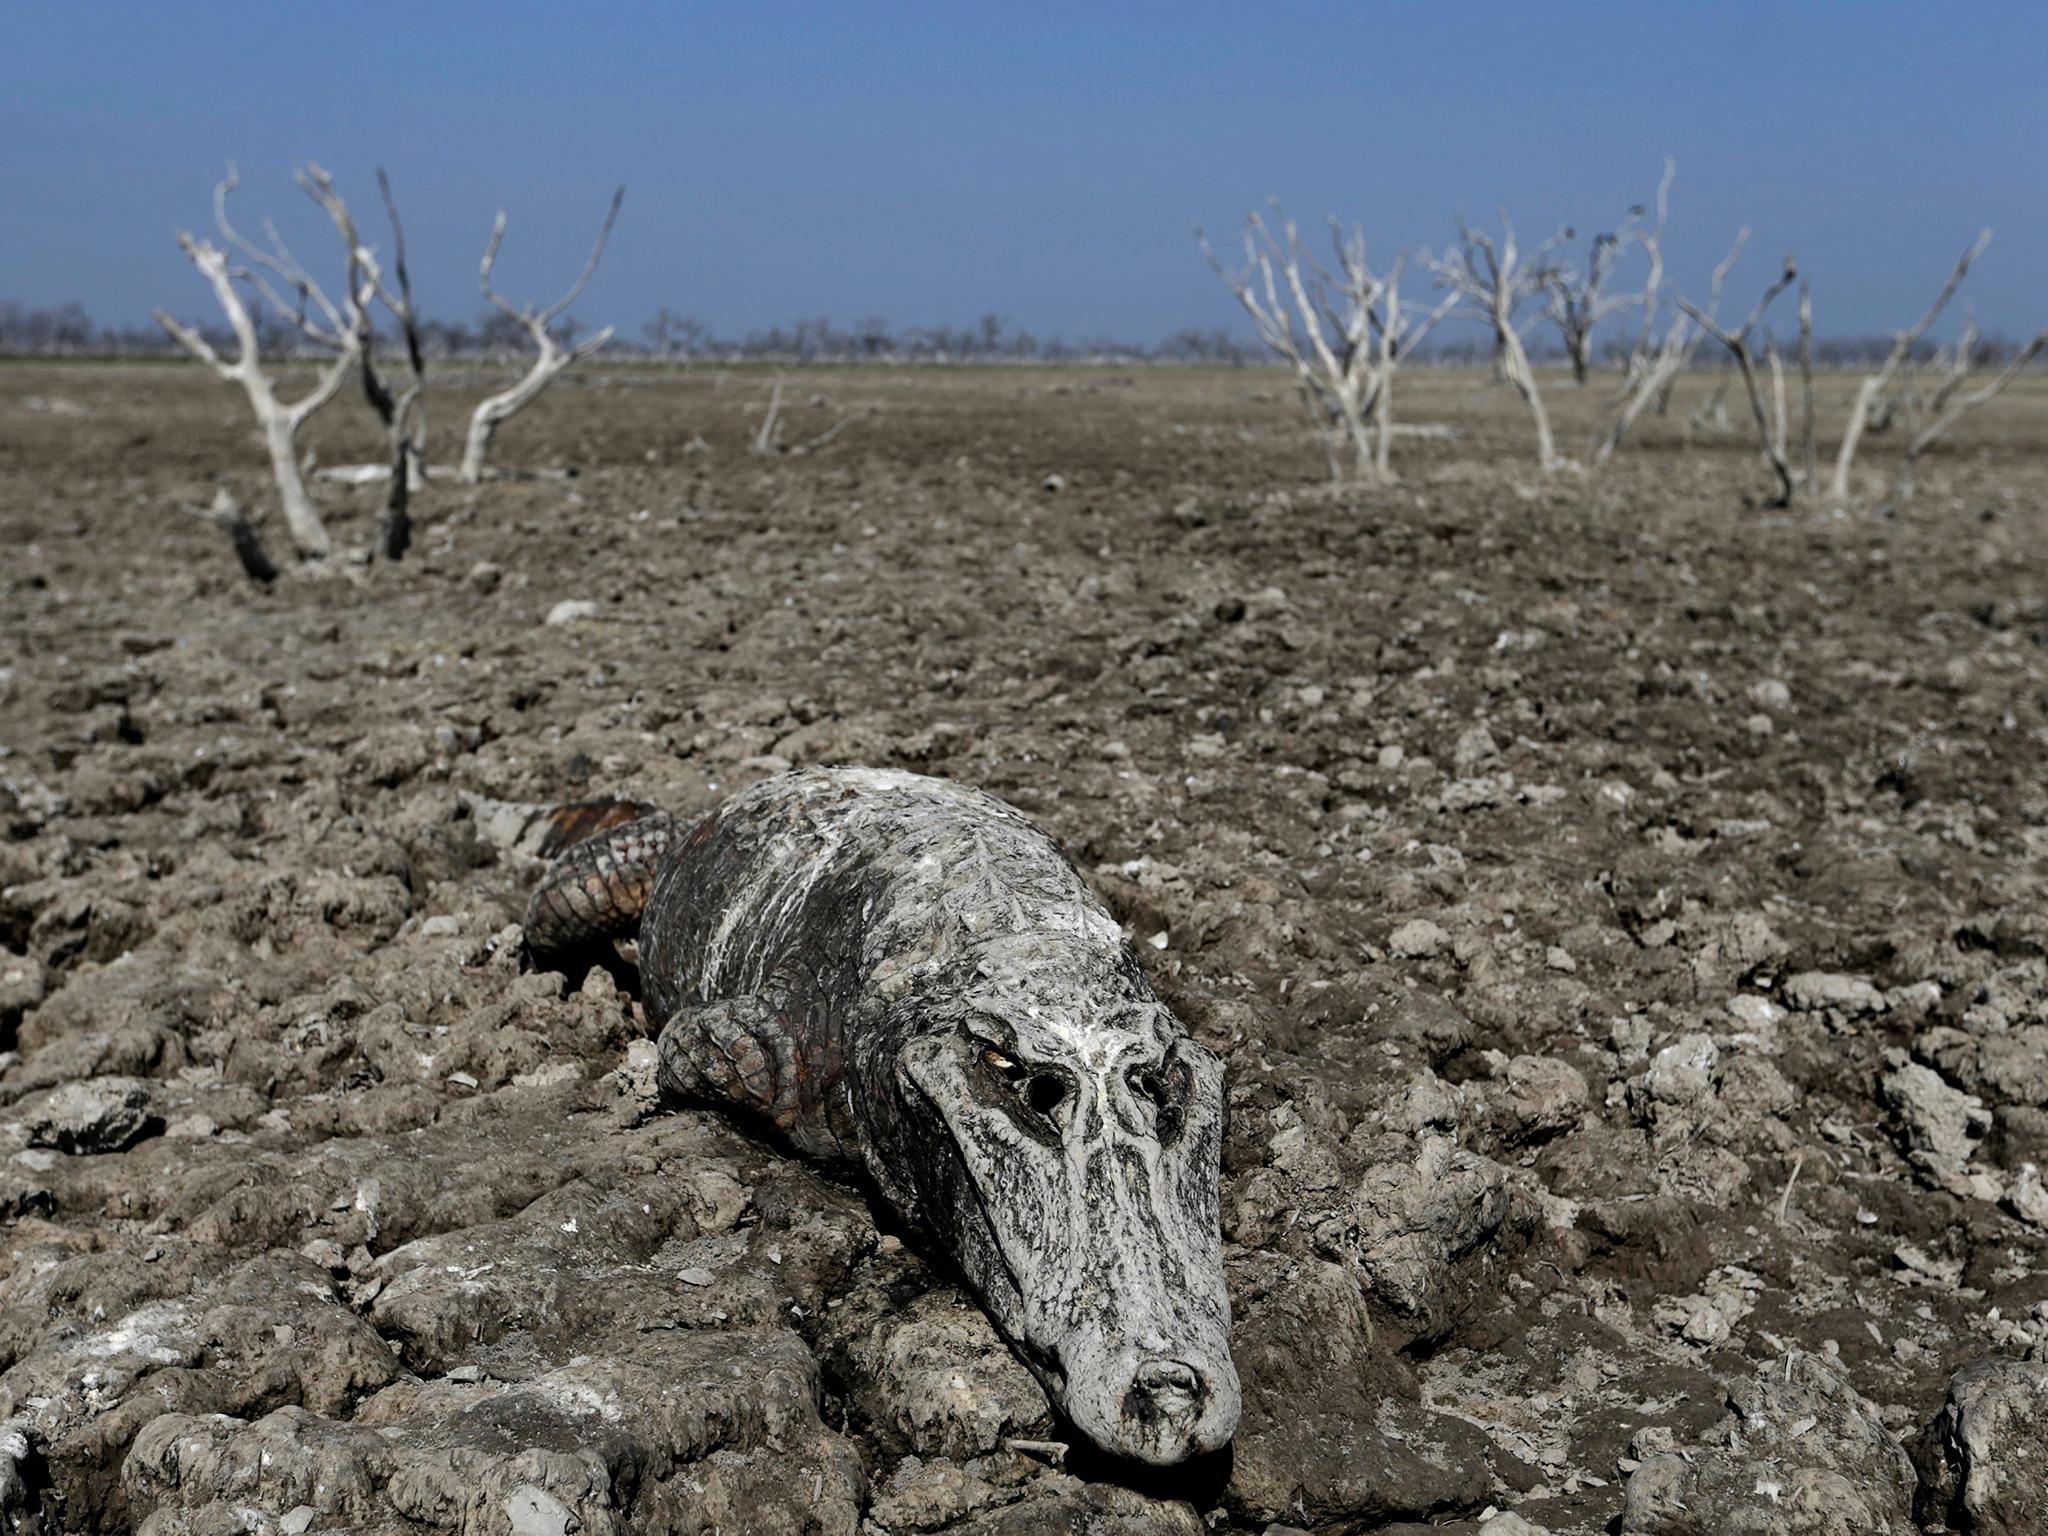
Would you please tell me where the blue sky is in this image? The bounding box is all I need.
[5,3,2041,343]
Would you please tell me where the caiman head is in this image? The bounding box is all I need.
[891,973,1240,1466]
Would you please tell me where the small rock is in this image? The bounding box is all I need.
[1453,723,1500,773]
[15,1076,157,1154]
[1040,473,1066,493]
[1881,1052,1994,1198]
[1643,1035,1719,1107]
[1242,586,1291,622]
[300,1238,347,1273]
[465,561,504,594]
[1750,678,1792,709]
[1389,919,1450,960]
[2006,1164,2048,1228]
[1726,993,1784,1029]
[544,599,600,626]
[279,1509,316,1536]
[1784,972,1888,1015]
[0,957,46,1028]
[1914,1358,2048,1535]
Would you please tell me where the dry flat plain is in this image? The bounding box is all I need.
[3,361,2047,1535]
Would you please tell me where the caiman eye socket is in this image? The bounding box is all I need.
[1025,1074,1067,1117]
[1126,1062,1190,1144]
[983,1047,1069,1122]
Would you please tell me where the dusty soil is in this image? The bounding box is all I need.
[3,359,2047,1535]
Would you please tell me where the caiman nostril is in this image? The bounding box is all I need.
[1127,1359,1205,1428]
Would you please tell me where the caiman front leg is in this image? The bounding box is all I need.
[656,995,852,1161]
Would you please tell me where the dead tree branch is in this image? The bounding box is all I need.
[1828,229,1992,500]
[1677,250,1801,506]
[1625,158,1677,386]
[460,185,625,483]
[153,166,374,560]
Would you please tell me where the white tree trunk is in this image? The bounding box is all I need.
[1500,329,1556,471]
[260,406,330,558]
[1827,377,1882,500]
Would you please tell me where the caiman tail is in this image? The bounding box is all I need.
[519,798,681,959]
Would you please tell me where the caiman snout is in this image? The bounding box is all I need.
[1127,1357,1204,1428]
[1083,1344,1237,1465]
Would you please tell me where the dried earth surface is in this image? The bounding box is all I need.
[4,361,2048,1534]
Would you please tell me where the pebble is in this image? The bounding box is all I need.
[1389,919,1450,960]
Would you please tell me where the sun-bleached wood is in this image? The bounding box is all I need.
[459,186,625,484]
[1623,159,1677,388]
[154,167,373,559]
[1425,211,1568,471]
[1200,206,1455,481]
[1828,230,1992,501]
[294,163,428,558]
[1889,323,2047,506]
[1545,220,1642,384]
[1677,248,1801,506]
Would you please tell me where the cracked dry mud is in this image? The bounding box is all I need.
[4,363,2048,1534]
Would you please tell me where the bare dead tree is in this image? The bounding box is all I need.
[1426,212,1569,471]
[296,164,427,559]
[1828,229,1992,500]
[1677,250,1801,506]
[366,169,426,558]
[1544,221,1641,384]
[154,166,373,559]
[1595,192,1747,468]
[1199,207,1455,481]
[1888,324,2047,506]
[460,186,625,484]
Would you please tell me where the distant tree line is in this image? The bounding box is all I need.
[0,299,1253,365]
[3,296,2039,371]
